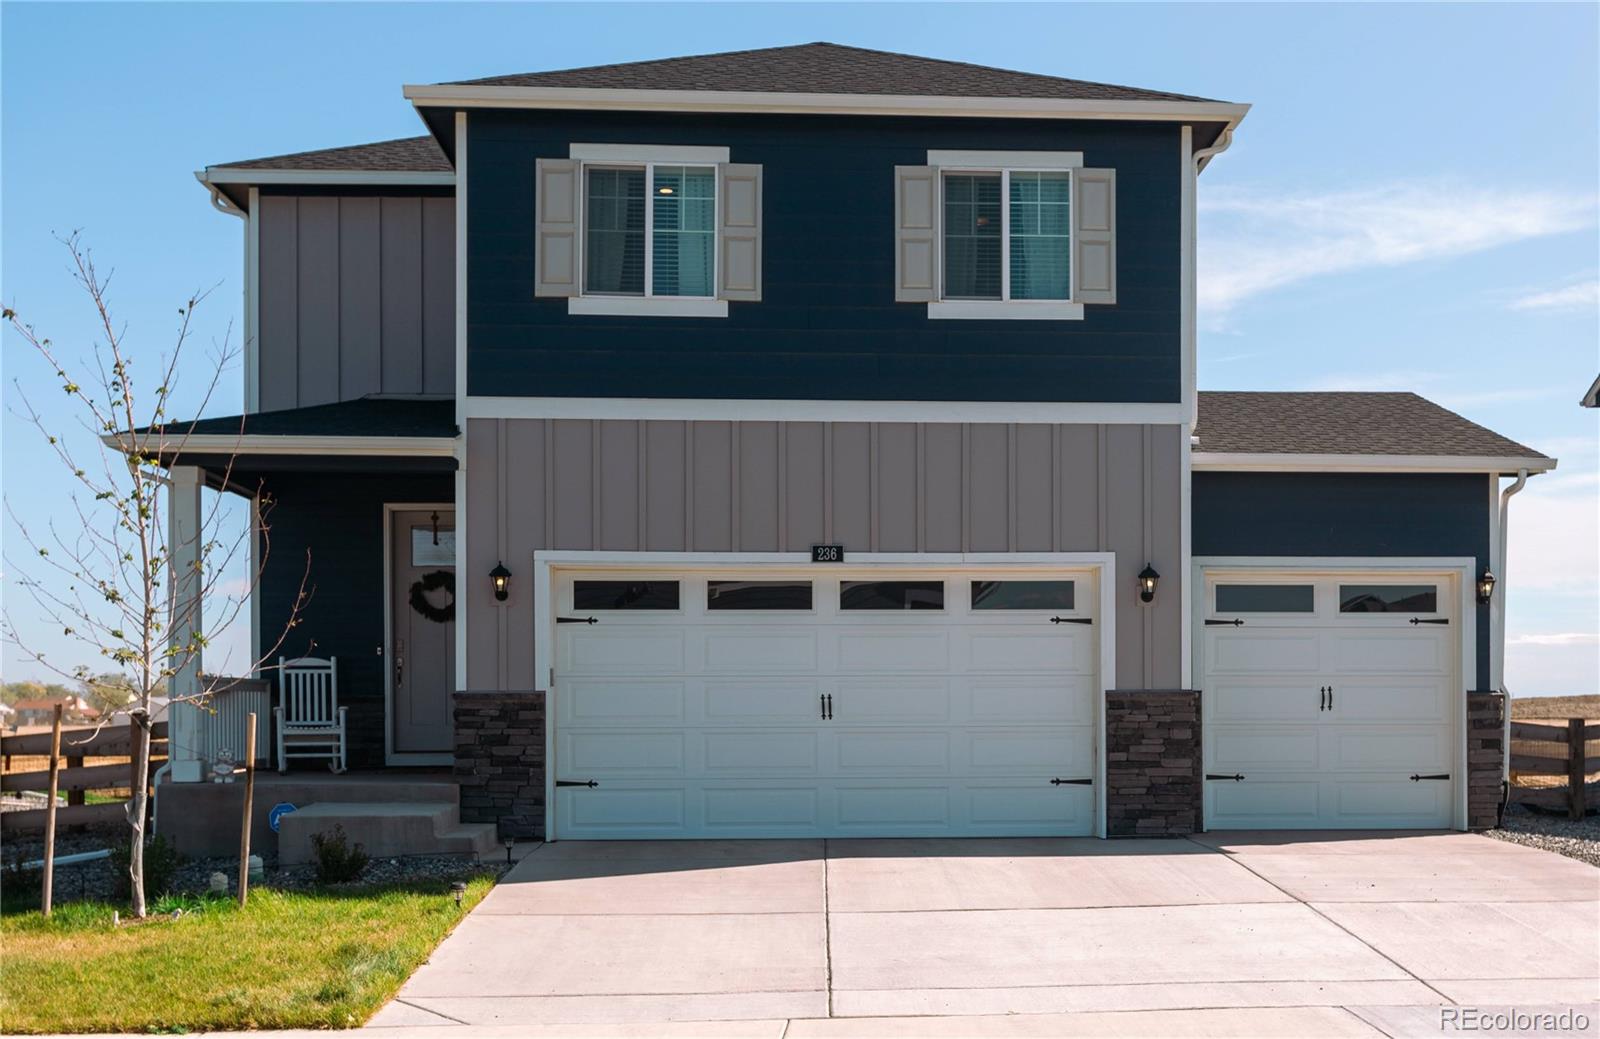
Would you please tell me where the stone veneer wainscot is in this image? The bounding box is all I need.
[1105,690,1202,837]
[453,691,546,839]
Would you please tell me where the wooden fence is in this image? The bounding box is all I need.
[0,721,168,834]
[1509,718,1600,820]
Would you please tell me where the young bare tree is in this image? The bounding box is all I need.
[4,234,307,917]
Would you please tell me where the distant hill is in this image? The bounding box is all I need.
[1512,694,1600,720]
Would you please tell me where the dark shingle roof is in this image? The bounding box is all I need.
[1195,392,1546,459]
[213,136,449,173]
[448,42,1222,103]
[154,398,455,439]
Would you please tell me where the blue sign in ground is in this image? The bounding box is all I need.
[268,802,298,832]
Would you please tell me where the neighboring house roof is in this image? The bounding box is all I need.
[446,42,1223,103]
[1194,392,1552,470]
[1583,374,1599,408]
[160,397,457,440]
[212,135,450,173]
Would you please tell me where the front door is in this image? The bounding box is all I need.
[390,508,455,756]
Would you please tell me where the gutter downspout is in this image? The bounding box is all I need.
[1187,127,1234,433]
[1495,468,1529,785]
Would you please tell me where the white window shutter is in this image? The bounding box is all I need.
[717,163,762,301]
[895,165,937,302]
[1072,168,1116,305]
[535,158,579,298]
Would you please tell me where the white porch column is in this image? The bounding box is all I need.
[167,466,206,782]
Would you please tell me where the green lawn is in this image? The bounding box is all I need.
[0,878,495,1034]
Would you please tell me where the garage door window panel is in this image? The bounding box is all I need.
[971,580,1075,611]
[707,580,813,611]
[573,580,681,610]
[1339,584,1438,614]
[1215,583,1315,614]
[841,581,945,611]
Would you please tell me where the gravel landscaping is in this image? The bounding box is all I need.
[1485,802,1600,867]
[3,825,510,909]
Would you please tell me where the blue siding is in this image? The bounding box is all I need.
[1192,472,1493,690]
[466,111,1182,402]
[257,471,454,768]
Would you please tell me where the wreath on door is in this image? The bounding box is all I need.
[408,570,456,624]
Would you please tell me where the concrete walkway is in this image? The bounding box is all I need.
[368,832,1600,1036]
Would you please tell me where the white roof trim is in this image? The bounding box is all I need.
[1192,452,1556,474]
[103,433,458,458]
[198,169,454,187]
[403,84,1250,126]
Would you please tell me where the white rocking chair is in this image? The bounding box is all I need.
[274,656,347,773]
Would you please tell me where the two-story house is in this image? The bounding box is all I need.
[156,44,1553,855]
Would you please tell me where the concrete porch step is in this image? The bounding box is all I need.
[277,801,494,865]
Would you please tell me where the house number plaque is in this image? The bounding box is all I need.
[811,544,845,563]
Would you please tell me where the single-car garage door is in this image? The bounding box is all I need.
[1199,570,1461,829]
[550,568,1101,839]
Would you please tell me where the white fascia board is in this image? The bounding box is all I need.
[466,396,1188,425]
[1191,452,1557,474]
[199,168,455,187]
[404,84,1251,126]
[102,433,458,458]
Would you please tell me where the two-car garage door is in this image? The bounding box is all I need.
[551,568,1100,839]
[1199,571,1461,830]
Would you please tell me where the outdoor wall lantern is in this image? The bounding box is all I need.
[1137,564,1160,605]
[490,562,512,602]
[1477,568,1497,605]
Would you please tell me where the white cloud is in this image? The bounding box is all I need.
[1198,182,1595,320]
[1509,632,1600,647]
[1509,279,1599,312]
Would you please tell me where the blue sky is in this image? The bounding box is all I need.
[3,3,1596,694]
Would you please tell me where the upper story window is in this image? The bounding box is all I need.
[535,146,762,317]
[942,170,1071,303]
[896,151,1116,321]
[584,164,716,298]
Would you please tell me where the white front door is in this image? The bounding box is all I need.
[551,568,1100,839]
[1199,571,1459,829]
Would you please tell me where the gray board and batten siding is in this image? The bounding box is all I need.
[255,191,455,411]
[463,418,1184,693]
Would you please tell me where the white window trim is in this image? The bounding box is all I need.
[930,162,1082,322]
[567,146,728,318]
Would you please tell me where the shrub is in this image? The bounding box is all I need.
[309,825,369,885]
[108,833,183,900]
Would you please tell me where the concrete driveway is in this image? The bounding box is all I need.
[370,832,1599,1036]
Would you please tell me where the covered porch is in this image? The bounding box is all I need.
[150,398,476,856]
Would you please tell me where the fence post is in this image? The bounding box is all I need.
[1568,718,1585,821]
[42,704,62,918]
[238,712,257,907]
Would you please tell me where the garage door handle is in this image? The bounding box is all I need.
[1205,618,1244,626]
[1410,773,1449,782]
[1206,773,1245,782]
[1050,616,1093,625]
[825,694,833,720]
[557,616,598,625]
[1409,617,1449,625]
[1319,686,1327,711]
[1050,777,1093,785]
[555,780,598,788]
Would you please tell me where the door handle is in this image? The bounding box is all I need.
[820,693,827,720]
[1327,685,1333,711]
[825,694,833,720]
[1319,686,1326,711]
[395,656,404,688]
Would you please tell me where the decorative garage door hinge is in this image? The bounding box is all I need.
[1409,617,1449,625]
[1049,617,1093,625]
[556,779,599,788]
[1409,773,1450,782]
[1049,777,1093,785]
[1205,618,1244,626]
[1206,773,1246,781]
[557,616,598,625]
